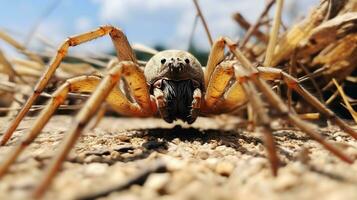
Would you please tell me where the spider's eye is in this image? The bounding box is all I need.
[161,58,166,64]
[185,58,190,64]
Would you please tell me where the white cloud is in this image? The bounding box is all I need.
[92,0,190,21]
[92,0,319,51]
[75,17,93,32]
[168,0,267,50]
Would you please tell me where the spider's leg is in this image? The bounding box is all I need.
[204,61,234,109]
[0,68,151,178]
[204,37,226,86]
[203,37,245,114]
[225,37,353,163]
[32,61,151,198]
[256,66,357,139]
[235,66,280,175]
[203,46,279,174]
[0,76,91,177]
[0,25,136,145]
[217,81,247,112]
[87,103,107,130]
[106,59,152,115]
[202,60,247,114]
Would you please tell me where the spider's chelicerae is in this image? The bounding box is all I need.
[0,25,356,197]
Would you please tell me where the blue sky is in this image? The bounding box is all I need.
[0,0,318,56]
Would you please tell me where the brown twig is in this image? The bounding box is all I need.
[298,63,325,103]
[240,0,275,48]
[188,14,200,50]
[287,52,297,112]
[233,13,269,44]
[192,0,213,46]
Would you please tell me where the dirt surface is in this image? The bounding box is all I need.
[0,115,357,200]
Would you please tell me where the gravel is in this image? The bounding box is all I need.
[0,115,357,200]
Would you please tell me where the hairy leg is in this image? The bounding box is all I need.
[202,60,248,114]
[0,25,136,145]
[222,37,353,163]
[204,37,226,86]
[256,66,357,139]
[32,61,150,198]
[0,64,152,178]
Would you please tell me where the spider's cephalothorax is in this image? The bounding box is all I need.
[144,50,204,124]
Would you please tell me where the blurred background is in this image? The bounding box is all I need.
[0,0,356,120]
[0,0,318,57]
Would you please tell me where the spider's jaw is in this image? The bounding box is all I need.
[167,58,186,74]
[157,79,200,124]
[160,58,190,80]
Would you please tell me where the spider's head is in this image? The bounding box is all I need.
[144,50,204,124]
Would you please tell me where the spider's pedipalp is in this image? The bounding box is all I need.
[154,79,199,123]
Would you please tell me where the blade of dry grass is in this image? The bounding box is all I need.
[0,30,44,65]
[24,0,63,47]
[132,43,159,55]
[264,0,284,67]
[332,79,357,123]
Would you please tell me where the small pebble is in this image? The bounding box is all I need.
[114,144,134,153]
[215,161,234,177]
[143,140,166,150]
[274,173,299,191]
[116,135,131,142]
[197,151,209,160]
[84,155,102,163]
[144,173,170,192]
[84,163,108,176]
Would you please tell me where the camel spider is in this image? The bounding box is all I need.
[0,25,356,198]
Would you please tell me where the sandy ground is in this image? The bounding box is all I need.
[0,115,357,200]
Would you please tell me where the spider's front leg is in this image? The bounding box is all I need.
[224,37,354,163]
[256,66,357,139]
[31,61,153,198]
[0,25,135,145]
[202,41,279,173]
[202,37,356,175]
[202,38,247,114]
[0,63,153,179]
